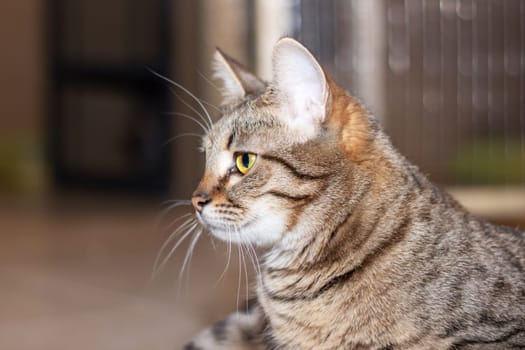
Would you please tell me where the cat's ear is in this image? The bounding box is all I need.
[272,38,329,140]
[212,49,266,105]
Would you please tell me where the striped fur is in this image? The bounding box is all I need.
[185,38,525,349]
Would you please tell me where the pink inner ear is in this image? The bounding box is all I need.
[213,51,246,104]
[212,49,266,105]
[271,40,328,139]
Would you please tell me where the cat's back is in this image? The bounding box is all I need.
[398,193,525,349]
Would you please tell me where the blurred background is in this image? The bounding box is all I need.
[0,0,524,349]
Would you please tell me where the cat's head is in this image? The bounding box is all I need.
[192,38,377,249]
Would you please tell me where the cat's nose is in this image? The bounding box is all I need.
[191,192,211,212]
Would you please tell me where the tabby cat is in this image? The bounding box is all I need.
[184,38,525,349]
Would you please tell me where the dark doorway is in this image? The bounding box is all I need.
[48,0,172,195]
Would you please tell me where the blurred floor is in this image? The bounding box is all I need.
[0,195,248,350]
[0,189,523,350]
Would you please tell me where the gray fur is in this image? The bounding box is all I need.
[184,39,525,349]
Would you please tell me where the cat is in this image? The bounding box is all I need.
[183,38,525,349]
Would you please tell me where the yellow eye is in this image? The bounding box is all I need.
[235,153,256,175]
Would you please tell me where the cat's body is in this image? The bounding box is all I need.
[184,39,525,349]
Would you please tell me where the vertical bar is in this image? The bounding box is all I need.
[503,0,509,184]
[487,0,494,183]
[49,0,65,185]
[351,0,387,125]
[454,0,463,184]
[440,0,458,183]
[471,0,478,183]
[332,0,339,81]
[159,0,172,191]
[403,0,410,154]
[521,0,525,181]
[456,0,475,184]
[422,0,428,175]
[439,0,444,178]
[387,0,404,147]
[254,0,293,79]
[423,0,442,175]
[407,0,424,173]
[246,0,257,68]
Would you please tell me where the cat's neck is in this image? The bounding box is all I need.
[263,133,456,275]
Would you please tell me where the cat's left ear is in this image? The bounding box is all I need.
[212,49,266,105]
[272,38,329,140]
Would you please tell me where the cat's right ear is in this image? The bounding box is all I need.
[212,49,265,105]
[271,38,329,142]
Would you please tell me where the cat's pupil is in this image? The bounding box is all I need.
[242,154,250,168]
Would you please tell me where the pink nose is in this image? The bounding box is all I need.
[191,193,211,212]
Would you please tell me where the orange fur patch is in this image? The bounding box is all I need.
[326,78,374,163]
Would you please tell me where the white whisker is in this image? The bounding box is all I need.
[165,112,209,134]
[161,132,203,149]
[178,228,203,287]
[161,199,192,206]
[240,241,249,309]
[155,214,193,251]
[236,226,257,309]
[199,97,221,113]
[196,69,221,92]
[244,237,262,278]
[236,241,242,314]
[148,69,214,131]
[152,220,197,278]
[170,88,212,131]
[214,230,233,287]
[156,202,191,228]
[158,199,191,216]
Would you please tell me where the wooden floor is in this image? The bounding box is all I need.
[0,189,522,350]
[0,195,251,350]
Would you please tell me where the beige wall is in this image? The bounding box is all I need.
[0,1,249,197]
[169,1,203,198]
[170,0,252,198]
[0,1,46,194]
[199,0,251,106]
[0,1,45,134]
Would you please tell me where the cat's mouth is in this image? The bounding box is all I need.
[197,206,286,247]
[196,210,258,243]
[195,210,231,229]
